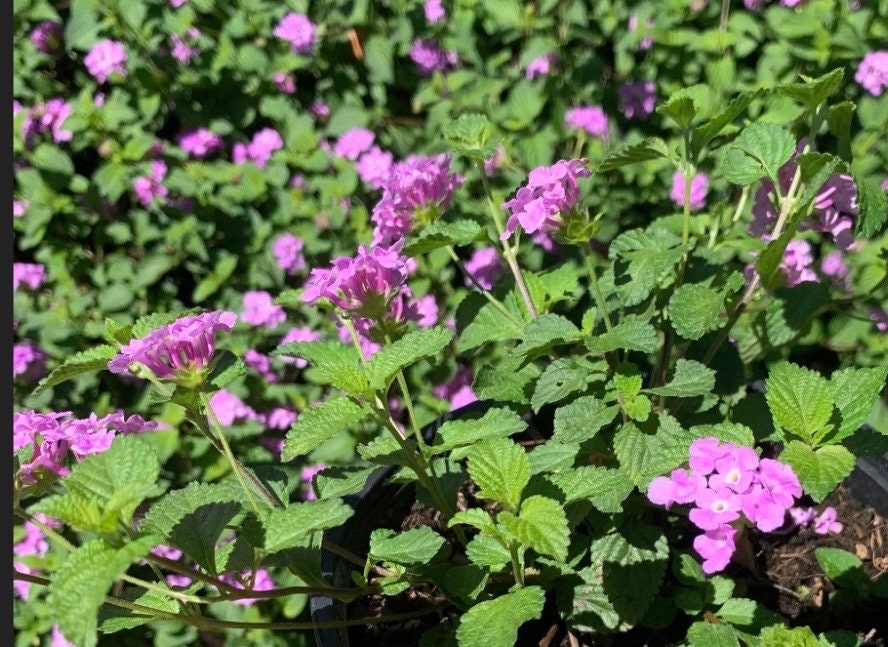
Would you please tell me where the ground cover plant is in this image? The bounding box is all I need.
[12,0,888,645]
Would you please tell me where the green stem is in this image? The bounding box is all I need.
[582,247,613,333]
[445,245,522,326]
[509,544,525,587]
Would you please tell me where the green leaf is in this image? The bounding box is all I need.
[314,465,377,499]
[719,146,769,185]
[474,355,540,404]
[465,535,511,569]
[455,587,545,647]
[403,219,484,255]
[366,326,454,390]
[829,366,888,442]
[499,495,569,561]
[369,527,446,565]
[596,137,671,172]
[457,300,524,352]
[778,68,844,109]
[754,227,795,292]
[689,423,755,448]
[854,177,888,238]
[657,95,697,130]
[552,396,619,444]
[443,113,499,161]
[814,548,870,592]
[467,438,530,511]
[207,350,246,390]
[687,622,741,647]
[766,362,836,445]
[645,360,716,398]
[528,441,580,475]
[609,228,686,307]
[363,34,393,83]
[668,284,725,340]
[586,314,658,354]
[780,442,855,503]
[531,358,588,412]
[547,466,635,512]
[827,102,854,162]
[65,0,100,50]
[715,597,781,629]
[449,508,499,535]
[49,537,156,647]
[430,408,528,455]
[35,435,160,534]
[254,499,354,554]
[32,143,74,177]
[281,398,371,460]
[614,418,696,488]
[99,587,180,633]
[274,341,368,395]
[32,345,117,397]
[426,564,489,608]
[141,482,242,575]
[691,90,762,155]
[512,314,581,358]
[734,122,796,183]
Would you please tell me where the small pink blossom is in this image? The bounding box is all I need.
[272,233,306,274]
[433,367,478,411]
[334,128,375,161]
[208,390,257,427]
[813,507,843,535]
[356,146,394,190]
[693,524,737,574]
[780,240,818,287]
[264,407,297,431]
[242,290,286,329]
[244,349,278,383]
[170,28,201,63]
[272,71,296,94]
[464,247,504,291]
[564,106,609,140]
[648,469,707,508]
[14,199,28,218]
[501,159,590,240]
[628,14,654,50]
[855,51,888,97]
[30,21,63,55]
[619,81,657,119]
[179,128,223,158]
[13,263,46,291]
[273,13,317,54]
[301,463,326,500]
[424,0,446,23]
[13,341,48,381]
[484,145,505,177]
[525,54,556,80]
[669,171,709,211]
[410,39,458,76]
[133,160,169,206]
[220,569,275,605]
[84,39,128,83]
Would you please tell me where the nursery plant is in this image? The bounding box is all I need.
[12,1,888,646]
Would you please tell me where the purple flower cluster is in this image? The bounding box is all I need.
[273,12,317,54]
[565,105,610,140]
[30,20,63,55]
[669,171,709,211]
[619,81,657,119]
[272,71,296,94]
[356,146,394,189]
[133,160,169,206]
[242,290,286,329]
[179,128,224,158]
[233,128,284,168]
[648,437,804,574]
[409,39,458,76]
[14,514,59,599]
[13,410,158,483]
[272,233,306,275]
[13,262,46,291]
[84,39,128,83]
[433,367,478,411]
[500,159,591,240]
[464,247,505,291]
[219,568,275,605]
[208,389,260,426]
[751,143,858,250]
[370,153,461,245]
[13,340,47,381]
[108,310,237,380]
[19,98,73,146]
[170,28,201,64]
[334,128,375,161]
[525,54,556,80]
[789,505,843,535]
[424,0,446,23]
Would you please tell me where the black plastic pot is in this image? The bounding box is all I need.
[309,399,546,647]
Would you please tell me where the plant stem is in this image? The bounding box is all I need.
[509,544,525,587]
[445,245,523,326]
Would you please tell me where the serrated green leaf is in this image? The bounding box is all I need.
[141,482,242,575]
[586,314,658,354]
[719,146,768,185]
[282,398,371,460]
[552,396,619,444]
[715,597,781,628]
[528,441,580,475]
[765,282,831,346]
[613,418,696,488]
[34,435,159,533]
[449,508,499,535]
[645,360,715,398]
[99,587,180,633]
[32,344,117,396]
[457,300,524,352]
[499,495,569,561]
[779,441,855,502]
[32,143,74,177]
[760,625,819,647]
[430,407,527,454]
[547,466,634,512]
[531,358,588,412]
[829,366,888,442]
[314,465,377,499]
[207,350,246,390]
[443,113,498,161]
[356,434,402,463]
[827,102,854,162]
[778,68,844,109]
[274,341,368,395]
[48,537,156,647]
[734,122,796,183]
[370,527,445,565]
[366,326,454,390]
[465,534,511,568]
[691,90,763,155]
[855,177,888,238]
[474,355,540,404]
[766,362,835,445]
[467,438,530,511]
[455,586,545,647]
[567,563,621,632]
[687,622,741,647]
[254,499,354,554]
[403,219,484,255]
[609,229,686,307]
[596,137,672,172]
[657,95,697,130]
[668,284,725,340]
[689,423,755,448]
[512,314,581,357]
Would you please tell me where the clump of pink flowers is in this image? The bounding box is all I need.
[133,160,169,207]
[500,158,591,240]
[370,153,462,245]
[334,128,375,161]
[409,39,458,76]
[13,262,46,292]
[565,105,610,141]
[789,505,843,535]
[179,128,224,158]
[242,290,287,329]
[19,98,73,146]
[233,128,284,168]
[273,12,317,54]
[272,233,306,275]
[170,28,201,64]
[108,310,237,381]
[669,171,709,211]
[356,146,394,190]
[854,51,888,96]
[84,39,128,83]
[13,340,47,381]
[464,247,504,291]
[525,54,556,80]
[648,437,804,574]
[424,0,445,23]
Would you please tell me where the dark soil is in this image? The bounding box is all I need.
[327,481,887,647]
